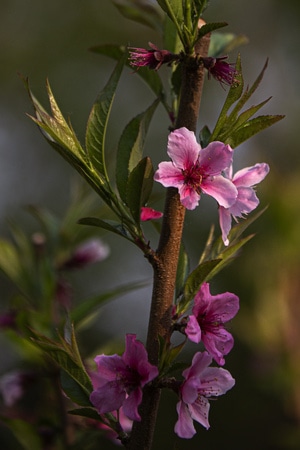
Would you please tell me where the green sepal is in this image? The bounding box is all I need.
[85,56,125,181]
[116,100,158,203]
[126,157,154,223]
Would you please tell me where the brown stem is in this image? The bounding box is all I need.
[126,33,210,450]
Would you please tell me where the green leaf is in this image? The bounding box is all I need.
[199,125,211,147]
[71,280,149,326]
[163,14,183,54]
[0,239,22,286]
[126,157,154,223]
[112,0,163,31]
[156,0,184,44]
[227,114,285,148]
[209,32,248,58]
[60,370,92,407]
[175,244,190,298]
[116,100,158,203]
[30,327,93,405]
[210,54,244,141]
[90,45,167,110]
[25,78,86,162]
[197,22,228,40]
[78,217,133,241]
[0,418,42,450]
[85,57,125,181]
[210,57,284,146]
[179,259,222,313]
[157,0,183,25]
[68,407,103,421]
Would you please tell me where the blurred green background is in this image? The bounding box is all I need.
[1,0,300,449]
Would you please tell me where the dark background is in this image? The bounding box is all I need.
[1,1,299,448]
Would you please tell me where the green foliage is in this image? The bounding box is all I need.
[126,157,154,223]
[209,32,249,57]
[112,0,163,31]
[116,100,158,204]
[0,418,42,450]
[210,56,285,147]
[90,44,169,113]
[30,325,93,406]
[85,56,125,182]
[71,280,148,327]
[25,61,161,248]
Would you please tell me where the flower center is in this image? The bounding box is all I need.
[182,165,203,191]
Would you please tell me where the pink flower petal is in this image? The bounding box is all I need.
[90,383,125,414]
[154,161,184,187]
[123,387,143,421]
[185,315,202,343]
[167,127,199,170]
[178,184,201,210]
[218,206,231,246]
[229,187,259,216]
[201,175,237,208]
[233,163,269,187]
[140,207,163,221]
[174,401,197,439]
[199,142,233,175]
[188,396,210,430]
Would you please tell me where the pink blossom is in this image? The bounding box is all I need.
[219,162,270,245]
[175,351,235,439]
[140,206,163,221]
[154,127,237,210]
[202,56,239,86]
[61,238,110,269]
[128,42,177,71]
[185,282,239,365]
[90,334,158,421]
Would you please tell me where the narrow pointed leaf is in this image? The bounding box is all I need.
[0,239,22,285]
[227,114,284,148]
[182,259,222,306]
[78,217,133,241]
[210,55,244,141]
[60,370,92,406]
[90,44,167,110]
[116,100,158,203]
[126,157,154,223]
[68,407,103,421]
[230,59,269,117]
[85,57,125,180]
[71,280,149,325]
[175,244,190,298]
[30,331,93,397]
[112,0,163,31]
[197,22,228,39]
